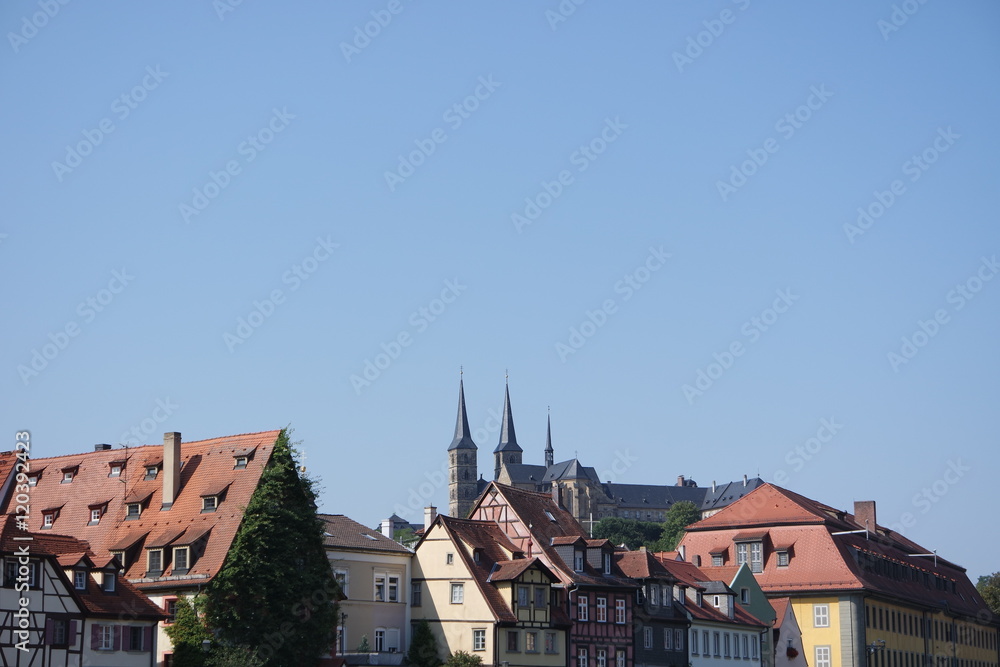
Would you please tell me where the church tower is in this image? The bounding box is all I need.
[448,373,478,518]
[493,378,523,480]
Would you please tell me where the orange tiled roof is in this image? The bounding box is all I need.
[2,430,280,592]
[770,597,791,629]
[0,516,164,620]
[615,549,675,581]
[680,484,989,618]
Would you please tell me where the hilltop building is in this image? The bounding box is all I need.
[445,375,765,527]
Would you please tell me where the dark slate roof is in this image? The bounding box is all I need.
[700,477,765,511]
[503,463,548,484]
[448,377,477,451]
[543,459,599,483]
[320,514,412,554]
[493,383,522,453]
[544,414,553,454]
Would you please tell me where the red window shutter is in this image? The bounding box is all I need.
[69,620,78,645]
[45,619,54,645]
[113,625,122,651]
[144,626,154,652]
[91,624,100,650]
[122,625,131,651]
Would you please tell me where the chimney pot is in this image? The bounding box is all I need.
[743,474,748,487]
[162,432,181,510]
[424,506,437,528]
[677,475,685,486]
[94,444,112,451]
[854,500,877,531]
[712,480,716,493]
[380,519,394,539]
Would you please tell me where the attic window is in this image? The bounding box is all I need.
[147,549,164,576]
[776,550,790,567]
[574,550,584,572]
[144,466,159,481]
[74,569,87,590]
[42,512,56,528]
[711,554,724,567]
[173,547,190,574]
[27,474,39,487]
[126,503,141,520]
[234,456,248,469]
[102,571,116,592]
[202,496,218,513]
[362,534,378,541]
[90,508,102,524]
[108,461,125,477]
[544,510,556,522]
[61,469,76,483]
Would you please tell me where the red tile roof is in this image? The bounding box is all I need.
[770,597,791,629]
[681,484,990,619]
[0,516,164,621]
[2,430,280,592]
[615,549,675,581]
[651,554,767,628]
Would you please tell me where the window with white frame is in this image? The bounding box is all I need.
[144,466,158,481]
[574,551,585,572]
[692,629,699,654]
[375,574,386,601]
[597,597,607,622]
[644,626,653,649]
[814,604,830,627]
[777,550,789,567]
[597,649,607,667]
[713,631,721,657]
[578,595,589,621]
[98,624,114,650]
[126,503,141,519]
[334,569,349,597]
[816,646,832,667]
[725,632,731,657]
[615,599,625,624]
[375,628,386,652]
[388,575,399,602]
[737,542,748,565]
[473,629,486,651]
[74,569,87,589]
[650,584,658,606]
[750,542,763,572]
[147,549,163,574]
[578,648,588,667]
[451,582,464,604]
[446,553,454,565]
[202,496,218,512]
[90,508,102,524]
[751,635,759,659]
[109,464,122,477]
[43,513,54,528]
[173,547,189,572]
[603,552,612,574]
[102,571,116,592]
[616,650,625,667]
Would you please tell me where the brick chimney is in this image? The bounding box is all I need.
[424,506,437,528]
[676,475,685,486]
[162,432,181,510]
[854,500,876,531]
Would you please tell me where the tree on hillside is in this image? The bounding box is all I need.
[204,429,340,667]
[407,619,441,667]
[164,596,212,667]
[977,573,1000,616]
[592,517,664,550]
[652,501,701,552]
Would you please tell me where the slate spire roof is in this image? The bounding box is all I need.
[448,375,477,451]
[493,380,521,453]
[544,411,554,468]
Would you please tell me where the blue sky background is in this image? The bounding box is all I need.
[3,2,998,580]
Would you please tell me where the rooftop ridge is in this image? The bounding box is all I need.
[20,430,282,461]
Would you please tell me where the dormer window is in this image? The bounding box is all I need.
[233,447,257,469]
[126,503,142,520]
[74,570,87,590]
[574,550,585,572]
[62,471,74,483]
[147,549,164,576]
[603,552,612,575]
[90,508,102,524]
[202,496,218,513]
[696,591,703,606]
[108,461,124,478]
[102,572,116,592]
[173,547,190,574]
[776,550,790,567]
[144,466,159,481]
[27,474,38,487]
[234,456,248,469]
[43,513,55,528]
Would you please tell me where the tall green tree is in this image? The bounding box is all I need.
[163,596,212,667]
[407,619,441,667]
[204,429,340,667]
[592,517,664,550]
[652,501,701,552]
[977,572,1000,616]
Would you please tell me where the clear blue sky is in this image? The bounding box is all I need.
[3,2,998,581]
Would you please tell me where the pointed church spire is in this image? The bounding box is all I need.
[544,408,554,469]
[448,372,477,451]
[494,377,521,454]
